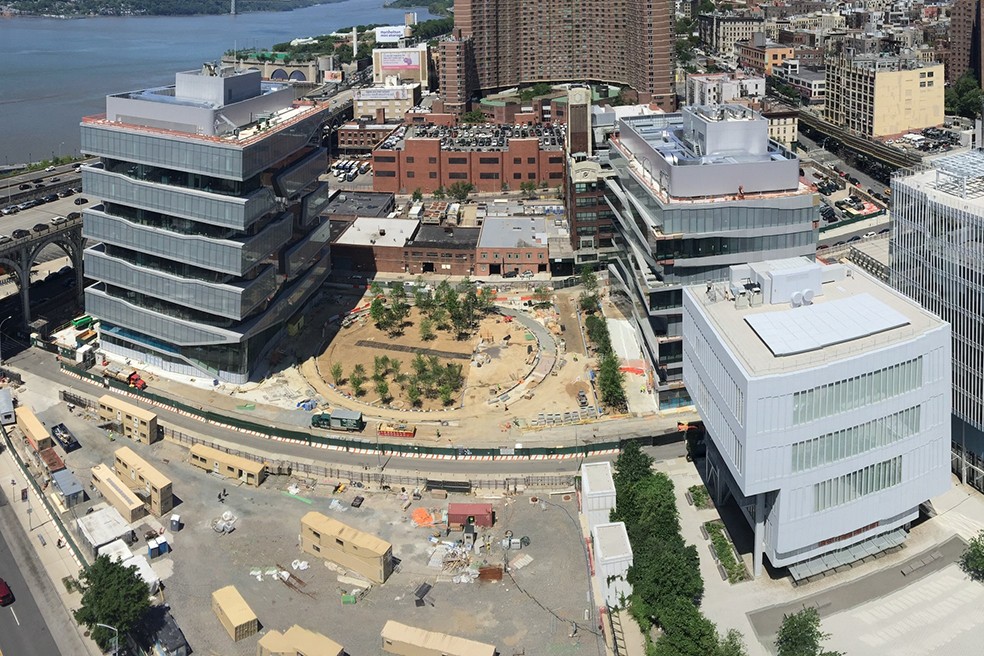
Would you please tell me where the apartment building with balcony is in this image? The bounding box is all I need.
[824,48,944,138]
[437,0,675,113]
[80,64,333,383]
[684,257,950,579]
[604,105,818,409]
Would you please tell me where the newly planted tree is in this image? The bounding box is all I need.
[329,362,344,386]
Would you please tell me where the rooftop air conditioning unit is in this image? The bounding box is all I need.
[790,290,804,307]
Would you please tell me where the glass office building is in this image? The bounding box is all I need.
[604,105,819,409]
[80,65,332,383]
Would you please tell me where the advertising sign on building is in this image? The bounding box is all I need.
[324,70,343,83]
[356,87,410,101]
[375,26,407,43]
[380,50,420,70]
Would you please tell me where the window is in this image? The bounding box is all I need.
[791,406,921,472]
[528,173,536,179]
[513,173,522,179]
[449,157,467,164]
[428,157,437,164]
[513,157,521,164]
[335,538,344,546]
[312,530,321,539]
[406,156,415,163]
[449,172,467,179]
[375,155,395,163]
[375,170,395,177]
[814,457,902,511]
[479,172,499,179]
[429,172,437,178]
[792,358,922,425]
[312,544,320,552]
[407,171,415,178]
[479,157,499,164]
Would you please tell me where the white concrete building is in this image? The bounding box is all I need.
[683,257,951,580]
[685,73,765,106]
[592,522,633,608]
[580,461,616,530]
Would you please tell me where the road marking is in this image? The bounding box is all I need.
[10,608,19,626]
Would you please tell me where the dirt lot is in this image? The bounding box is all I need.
[99,436,604,656]
[319,305,537,411]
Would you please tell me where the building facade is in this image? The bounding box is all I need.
[684,258,951,579]
[685,73,766,106]
[949,0,983,84]
[438,0,675,112]
[80,65,333,383]
[892,150,984,488]
[605,106,818,409]
[736,34,795,75]
[824,50,944,138]
[698,13,765,56]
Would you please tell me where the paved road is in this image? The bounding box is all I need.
[10,349,686,476]
[0,491,63,656]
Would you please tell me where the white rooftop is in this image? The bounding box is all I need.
[581,461,615,496]
[335,217,418,248]
[77,506,131,548]
[690,258,945,376]
[745,293,910,356]
[593,522,633,562]
[97,538,133,563]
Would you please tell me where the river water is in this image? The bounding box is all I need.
[0,0,432,166]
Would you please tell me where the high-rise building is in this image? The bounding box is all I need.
[605,105,818,409]
[892,150,984,490]
[80,64,333,383]
[438,0,675,113]
[685,257,951,579]
[824,48,944,138]
[950,0,984,84]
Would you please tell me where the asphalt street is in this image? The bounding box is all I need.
[8,348,687,478]
[0,488,63,656]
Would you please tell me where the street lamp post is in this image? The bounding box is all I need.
[0,316,12,365]
[94,623,119,656]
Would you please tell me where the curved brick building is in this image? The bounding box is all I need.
[438,0,675,114]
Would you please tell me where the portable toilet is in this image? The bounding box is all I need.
[147,538,160,559]
[170,514,181,532]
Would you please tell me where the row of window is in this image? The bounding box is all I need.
[792,357,923,425]
[479,252,544,260]
[791,406,921,473]
[814,456,902,512]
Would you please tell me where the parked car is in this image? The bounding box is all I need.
[863,231,876,239]
[0,235,11,244]
[1,206,18,215]
[0,577,13,606]
[502,270,518,278]
[74,197,88,205]
[50,215,68,225]
[67,211,81,220]
[12,229,30,239]
[42,194,59,203]
[33,223,50,233]
[577,390,589,408]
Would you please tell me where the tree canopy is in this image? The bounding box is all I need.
[74,555,151,651]
[945,72,983,119]
[775,608,843,656]
[960,529,984,582]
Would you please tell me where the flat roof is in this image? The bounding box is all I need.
[593,522,633,561]
[478,216,549,249]
[91,463,144,511]
[581,461,616,496]
[52,468,83,498]
[257,625,344,656]
[323,191,395,218]
[897,150,984,208]
[409,224,480,249]
[99,395,156,422]
[447,503,493,515]
[77,506,131,547]
[114,446,171,488]
[381,621,496,656]
[212,586,256,625]
[689,261,945,376]
[302,511,392,555]
[16,406,49,439]
[190,443,266,474]
[335,217,417,248]
[745,293,910,356]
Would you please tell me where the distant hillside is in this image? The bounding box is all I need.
[383,0,451,17]
[4,0,341,17]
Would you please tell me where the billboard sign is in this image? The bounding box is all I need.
[379,50,420,70]
[356,87,410,100]
[375,26,407,43]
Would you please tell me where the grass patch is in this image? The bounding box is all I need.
[705,521,748,583]
[62,576,79,593]
[688,484,711,509]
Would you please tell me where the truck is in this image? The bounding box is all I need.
[311,408,365,432]
[102,365,148,391]
[51,423,80,452]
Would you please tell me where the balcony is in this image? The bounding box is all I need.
[82,166,278,231]
[83,208,292,276]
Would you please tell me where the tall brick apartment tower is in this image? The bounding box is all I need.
[440,0,675,113]
[951,0,984,84]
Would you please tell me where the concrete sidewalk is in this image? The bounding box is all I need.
[0,441,100,656]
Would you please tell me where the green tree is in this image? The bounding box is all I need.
[598,352,627,409]
[369,297,388,328]
[960,529,984,582]
[411,188,423,202]
[433,185,446,200]
[373,355,390,378]
[533,286,552,307]
[375,378,391,402]
[439,383,455,406]
[612,440,654,492]
[411,353,429,378]
[350,363,367,394]
[369,280,384,296]
[419,317,435,341]
[775,608,843,656]
[73,555,151,652]
[429,305,450,330]
[946,72,984,119]
[579,264,599,294]
[329,362,344,386]
[461,110,486,123]
[520,180,538,199]
[447,181,475,202]
[406,382,422,407]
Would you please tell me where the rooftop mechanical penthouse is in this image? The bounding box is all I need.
[80,64,332,383]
